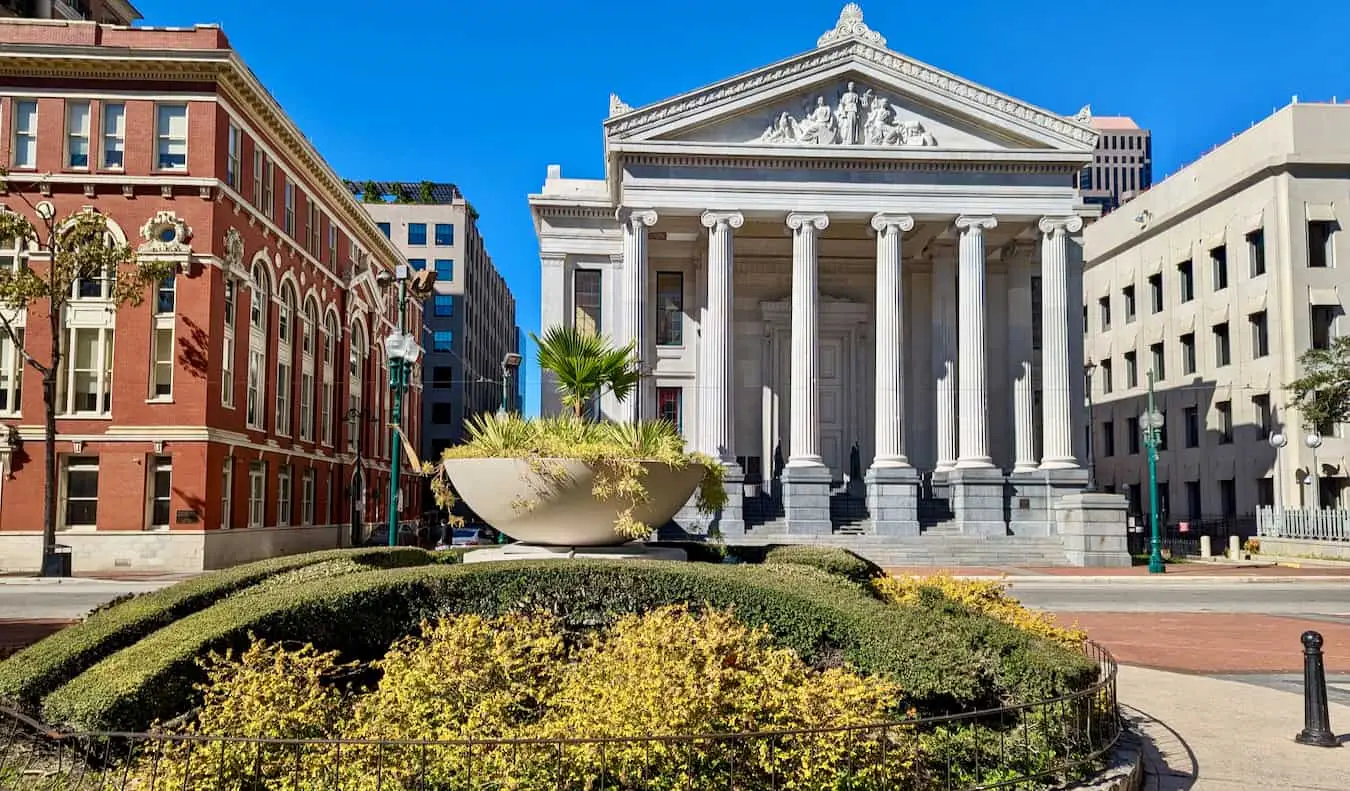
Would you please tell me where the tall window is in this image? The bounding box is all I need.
[1308,221,1335,268]
[0,329,23,415]
[656,272,684,345]
[283,181,296,236]
[1176,261,1193,303]
[1210,245,1228,291]
[1311,306,1339,350]
[1253,394,1272,436]
[277,465,292,527]
[248,462,265,527]
[1100,359,1113,394]
[246,263,270,430]
[61,327,113,416]
[264,158,275,219]
[1098,295,1111,331]
[1249,311,1269,358]
[66,100,91,169]
[1247,229,1266,277]
[1123,285,1136,323]
[657,387,683,432]
[408,223,427,245]
[222,279,236,408]
[1183,406,1200,448]
[433,294,453,317]
[252,149,264,209]
[148,456,172,529]
[321,313,337,446]
[1149,272,1165,312]
[11,100,37,169]
[574,269,602,335]
[1180,333,1196,375]
[276,284,296,435]
[434,224,454,245]
[1216,400,1233,444]
[149,276,175,400]
[220,458,233,530]
[155,104,188,170]
[301,469,315,526]
[1123,351,1138,389]
[299,299,318,442]
[349,323,366,452]
[63,456,99,528]
[1149,342,1166,381]
[1101,421,1115,457]
[101,102,125,169]
[327,221,337,265]
[226,123,241,189]
[307,198,320,257]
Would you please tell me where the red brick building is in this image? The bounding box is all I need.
[0,19,423,572]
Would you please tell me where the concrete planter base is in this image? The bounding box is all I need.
[442,457,708,547]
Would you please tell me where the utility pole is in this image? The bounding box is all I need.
[1140,370,1166,574]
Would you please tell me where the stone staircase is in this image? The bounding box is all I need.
[829,485,869,535]
[724,533,1070,567]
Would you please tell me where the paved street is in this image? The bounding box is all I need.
[0,579,172,621]
[1007,579,1350,616]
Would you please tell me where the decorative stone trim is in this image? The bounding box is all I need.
[620,152,1080,176]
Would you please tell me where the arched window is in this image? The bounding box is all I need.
[245,262,271,430]
[299,297,319,442]
[0,235,29,416]
[348,321,366,453]
[321,312,338,446]
[276,283,296,436]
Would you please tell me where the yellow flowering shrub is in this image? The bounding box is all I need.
[874,574,1086,647]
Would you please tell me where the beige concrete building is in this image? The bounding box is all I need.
[0,0,140,24]
[1083,101,1350,523]
[1078,112,1151,215]
[348,182,517,457]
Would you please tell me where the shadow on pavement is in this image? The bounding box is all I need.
[1122,704,1199,790]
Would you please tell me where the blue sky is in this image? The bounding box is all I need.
[139,0,1350,416]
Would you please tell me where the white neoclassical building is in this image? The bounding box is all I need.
[531,5,1126,557]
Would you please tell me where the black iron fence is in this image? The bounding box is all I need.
[0,644,1119,791]
[1126,514,1257,558]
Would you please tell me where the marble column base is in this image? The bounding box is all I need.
[783,464,832,535]
[1008,468,1091,536]
[865,465,920,536]
[949,467,1009,537]
[1054,491,1131,567]
[671,465,744,538]
[929,468,954,502]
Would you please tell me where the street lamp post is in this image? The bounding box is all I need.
[1305,431,1324,511]
[1139,369,1166,574]
[1084,360,1098,492]
[1269,432,1289,530]
[499,352,522,416]
[345,408,369,546]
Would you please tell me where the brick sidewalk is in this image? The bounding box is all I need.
[883,563,1350,577]
[0,619,73,659]
[1058,612,1350,673]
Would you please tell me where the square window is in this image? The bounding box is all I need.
[376,222,391,238]
[432,366,452,386]
[408,223,427,245]
[408,258,426,271]
[433,294,453,317]
[432,402,453,424]
[434,224,454,245]
[433,330,453,352]
[434,259,454,280]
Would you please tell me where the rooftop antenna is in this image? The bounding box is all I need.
[1292,94,1299,104]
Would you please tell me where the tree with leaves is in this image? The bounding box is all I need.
[532,325,639,420]
[417,181,436,204]
[0,190,175,573]
[1286,336,1350,432]
[360,180,383,203]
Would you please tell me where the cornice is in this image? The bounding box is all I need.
[604,41,1096,149]
[619,152,1079,176]
[0,48,402,276]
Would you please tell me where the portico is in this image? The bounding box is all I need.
[531,5,1123,554]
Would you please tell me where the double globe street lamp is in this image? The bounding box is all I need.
[1140,369,1166,574]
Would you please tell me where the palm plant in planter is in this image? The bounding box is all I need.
[433,326,726,546]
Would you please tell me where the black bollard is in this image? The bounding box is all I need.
[1295,631,1340,748]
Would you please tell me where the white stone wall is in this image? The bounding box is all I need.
[0,526,347,574]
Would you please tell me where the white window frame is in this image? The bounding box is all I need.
[246,264,269,430]
[252,149,264,209]
[226,122,241,189]
[65,100,91,170]
[283,180,295,236]
[149,276,175,401]
[321,314,336,446]
[12,99,38,169]
[147,455,172,530]
[154,103,188,171]
[277,465,292,527]
[220,457,233,530]
[276,285,295,436]
[301,468,315,526]
[299,300,317,442]
[59,326,113,417]
[248,462,265,528]
[263,158,275,219]
[348,324,366,452]
[62,455,100,530]
[101,102,125,170]
[327,221,337,265]
[0,328,23,416]
[221,279,236,408]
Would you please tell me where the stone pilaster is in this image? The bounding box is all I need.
[699,211,743,464]
[955,216,996,469]
[1008,253,1038,474]
[617,207,657,424]
[783,212,831,535]
[932,251,958,476]
[1039,215,1083,469]
[866,213,918,534]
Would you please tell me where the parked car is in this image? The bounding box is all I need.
[450,527,491,547]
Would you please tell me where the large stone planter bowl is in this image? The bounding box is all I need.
[441,457,708,546]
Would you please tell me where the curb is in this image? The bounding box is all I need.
[988,575,1350,584]
[0,578,175,586]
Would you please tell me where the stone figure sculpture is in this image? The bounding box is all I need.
[758,82,936,147]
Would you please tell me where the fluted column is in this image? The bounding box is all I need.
[785,212,829,468]
[618,207,658,423]
[955,216,997,469]
[1008,249,1039,473]
[871,213,914,467]
[1039,215,1084,469]
[932,252,958,473]
[700,210,743,463]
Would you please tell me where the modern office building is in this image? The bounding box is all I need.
[0,18,422,573]
[1076,109,1151,216]
[351,183,517,462]
[0,0,140,25]
[1083,100,1350,522]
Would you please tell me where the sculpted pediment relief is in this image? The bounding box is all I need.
[665,78,1039,151]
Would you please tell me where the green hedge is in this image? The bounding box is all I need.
[43,560,1097,733]
[646,542,885,587]
[0,547,436,710]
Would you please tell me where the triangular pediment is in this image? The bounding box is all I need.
[605,6,1096,155]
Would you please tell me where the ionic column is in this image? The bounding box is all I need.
[871,213,915,467]
[617,207,658,423]
[700,210,743,463]
[955,215,997,469]
[785,212,829,468]
[1039,215,1084,469]
[932,253,958,474]
[1008,250,1039,473]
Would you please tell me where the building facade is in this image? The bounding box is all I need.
[1084,101,1350,523]
[352,183,516,462]
[1075,110,1151,215]
[531,5,1121,551]
[0,19,423,573]
[0,0,139,25]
